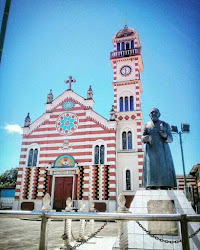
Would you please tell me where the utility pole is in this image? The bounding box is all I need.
[0,0,11,64]
[171,123,190,199]
[179,131,189,199]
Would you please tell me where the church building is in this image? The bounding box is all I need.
[13,25,144,212]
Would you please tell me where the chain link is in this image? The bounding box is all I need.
[136,221,200,244]
[69,221,107,249]
[136,221,181,244]
[189,227,200,239]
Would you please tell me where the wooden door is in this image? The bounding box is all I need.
[53,177,73,211]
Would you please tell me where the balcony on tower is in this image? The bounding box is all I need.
[110,48,141,59]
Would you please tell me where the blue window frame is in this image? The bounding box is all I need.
[128,131,132,149]
[125,97,128,111]
[28,149,33,167]
[122,132,127,150]
[94,145,105,164]
[94,145,99,164]
[120,97,123,112]
[117,43,120,51]
[121,42,125,50]
[100,145,105,164]
[130,96,134,111]
[33,149,38,166]
[131,40,134,49]
[126,170,131,190]
[126,42,130,50]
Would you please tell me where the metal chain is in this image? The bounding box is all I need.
[189,227,200,239]
[69,221,108,249]
[136,221,181,244]
[136,221,200,243]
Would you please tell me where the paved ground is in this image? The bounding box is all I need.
[0,217,118,250]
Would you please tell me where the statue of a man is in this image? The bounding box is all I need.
[142,108,177,189]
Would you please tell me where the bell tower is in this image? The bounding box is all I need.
[110,25,144,199]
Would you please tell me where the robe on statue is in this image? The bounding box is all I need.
[142,120,177,188]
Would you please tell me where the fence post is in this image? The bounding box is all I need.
[116,193,129,249]
[88,202,96,237]
[180,214,190,250]
[39,212,49,250]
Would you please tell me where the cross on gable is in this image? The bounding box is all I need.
[65,76,76,90]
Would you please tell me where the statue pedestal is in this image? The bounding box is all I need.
[113,190,200,249]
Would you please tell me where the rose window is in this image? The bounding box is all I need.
[56,112,78,135]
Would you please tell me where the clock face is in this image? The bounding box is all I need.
[120,65,132,76]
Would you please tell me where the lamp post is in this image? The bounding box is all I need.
[171,123,190,199]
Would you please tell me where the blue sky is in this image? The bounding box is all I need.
[0,0,200,175]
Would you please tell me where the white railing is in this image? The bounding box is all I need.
[0,210,200,250]
[110,48,141,59]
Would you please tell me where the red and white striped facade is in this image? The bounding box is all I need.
[13,26,145,211]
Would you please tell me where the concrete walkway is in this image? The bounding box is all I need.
[0,217,118,249]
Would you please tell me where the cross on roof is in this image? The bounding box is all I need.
[65,76,76,90]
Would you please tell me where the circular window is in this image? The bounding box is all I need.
[56,112,78,135]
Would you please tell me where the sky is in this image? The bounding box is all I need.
[0,0,200,175]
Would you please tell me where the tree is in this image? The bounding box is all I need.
[0,167,18,188]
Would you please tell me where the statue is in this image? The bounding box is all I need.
[142,108,177,189]
[65,197,73,212]
[89,201,97,212]
[117,193,128,212]
[78,199,86,212]
[42,193,51,211]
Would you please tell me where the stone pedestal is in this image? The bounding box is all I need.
[113,190,200,249]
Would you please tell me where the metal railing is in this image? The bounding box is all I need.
[110,48,141,59]
[0,210,200,250]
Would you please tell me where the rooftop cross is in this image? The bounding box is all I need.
[65,76,76,90]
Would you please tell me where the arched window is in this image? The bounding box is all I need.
[94,144,105,164]
[126,170,131,190]
[121,42,125,50]
[126,42,130,50]
[117,43,120,51]
[27,144,39,167]
[131,40,134,49]
[33,149,38,166]
[128,131,132,149]
[125,97,128,111]
[122,131,133,150]
[94,145,99,164]
[130,96,134,111]
[120,97,123,112]
[100,145,105,164]
[122,132,127,150]
[28,149,33,167]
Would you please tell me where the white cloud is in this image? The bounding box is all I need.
[4,124,23,135]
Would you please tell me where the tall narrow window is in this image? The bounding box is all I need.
[130,96,134,111]
[28,149,33,167]
[128,131,132,149]
[122,132,127,150]
[131,40,134,49]
[126,170,131,190]
[120,97,123,112]
[94,146,99,164]
[100,145,105,164]
[121,42,125,50]
[125,97,128,111]
[117,43,120,51]
[33,149,38,166]
[126,42,130,50]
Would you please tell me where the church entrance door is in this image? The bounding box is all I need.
[53,177,73,211]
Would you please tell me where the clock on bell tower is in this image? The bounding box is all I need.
[110,25,144,198]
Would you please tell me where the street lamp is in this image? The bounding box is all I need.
[171,123,190,199]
